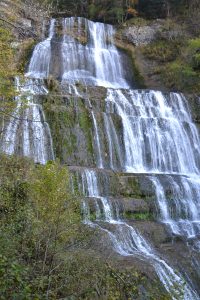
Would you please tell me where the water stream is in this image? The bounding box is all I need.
[81,169,198,300]
[1,16,200,298]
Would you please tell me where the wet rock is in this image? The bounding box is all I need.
[115,197,149,214]
[132,220,170,245]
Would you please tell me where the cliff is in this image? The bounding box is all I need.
[0,1,200,299]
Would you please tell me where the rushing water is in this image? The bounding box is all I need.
[103,88,200,246]
[0,18,55,162]
[80,169,198,299]
[26,19,55,79]
[1,78,54,163]
[105,89,200,174]
[1,16,200,298]
[61,17,130,88]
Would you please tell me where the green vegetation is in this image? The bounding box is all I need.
[124,211,153,220]
[142,29,200,92]
[0,23,16,100]
[0,156,80,298]
[52,0,139,23]
[0,155,170,299]
[17,39,36,74]
[0,1,199,298]
[143,40,181,63]
[160,38,200,92]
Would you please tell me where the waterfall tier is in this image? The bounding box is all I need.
[26,17,133,88]
[1,17,200,298]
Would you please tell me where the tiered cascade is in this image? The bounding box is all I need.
[61,17,130,88]
[0,19,56,163]
[1,17,200,298]
[80,169,198,299]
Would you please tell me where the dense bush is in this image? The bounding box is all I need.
[143,40,181,63]
[0,155,170,299]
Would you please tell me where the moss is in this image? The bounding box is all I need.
[17,39,36,73]
[129,49,146,88]
[142,40,181,63]
[124,211,153,220]
[140,33,200,92]
[44,106,78,159]
[78,109,93,155]
[115,42,146,88]
[125,17,150,27]
[186,38,200,71]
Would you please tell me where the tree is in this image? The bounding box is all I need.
[27,161,80,297]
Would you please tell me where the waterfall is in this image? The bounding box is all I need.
[1,77,54,163]
[103,112,123,170]
[61,17,130,88]
[1,16,200,297]
[105,89,200,174]
[26,19,55,79]
[59,17,200,297]
[150,175,200,240]
[104,88,200,248]
[91,111,103,168]
[1,19,56,162]
[80,169,198,299]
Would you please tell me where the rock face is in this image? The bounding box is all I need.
[41,83,200,295]
[124,24,159,46]
[1,15,200,297]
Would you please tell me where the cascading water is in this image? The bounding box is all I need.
[104,88,200,248]
[105,89,200,174]
[61,17,130,88]
[1,77,54,163]
[1,16,200,298]
[150,175,200,242]
[0,19,56,162]
[26,19,55,79]
[59,17,200,297]
[80,169,198,299]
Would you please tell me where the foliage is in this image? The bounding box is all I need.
[52,0,139,24]
[152,38,200,92]
[162,61,200,92]
[0,24,16,99]
[0,155,171,299]
[143,40,181,63]
[186,39,200,70]
[141,19,200,92]
[0,156,80,298]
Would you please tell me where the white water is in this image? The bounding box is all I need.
[1,18,56,162]
[1,78,54,163]
[106,89,200,174]
[57,17,200,297]
[26,19,55,78]
[61,17,129,88]
[91,111,103,168]
[150,175,200,239]
[81,169,198,299]
[103,112,123,170]
[104,88,200,246]
[1,17,200,297]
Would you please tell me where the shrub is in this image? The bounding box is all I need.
[162,61,200,91]
[143,40,181,63]
[187,38,200,70]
